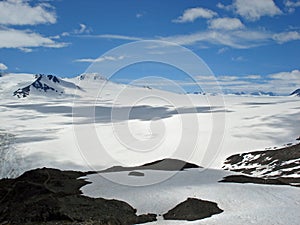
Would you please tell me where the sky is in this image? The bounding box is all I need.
[0,0,300,94]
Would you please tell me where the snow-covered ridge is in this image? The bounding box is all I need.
[223,141,300,184]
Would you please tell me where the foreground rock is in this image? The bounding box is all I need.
[163,198,223,221]
[220,175,290,185]
[0,168,156,225]
[223,142,300,186]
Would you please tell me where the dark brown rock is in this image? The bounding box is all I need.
[219,175,288,185]
[0,168,157,225]
[128,171,145,177]
[163,198,223,221]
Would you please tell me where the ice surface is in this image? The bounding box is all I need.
[0,73,299,177]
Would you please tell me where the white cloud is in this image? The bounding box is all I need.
[273,31,300,43]
[18,47,33,53]
[208,17,244,30]
[82,28,299,49]
[136,13,143,18]
[235,0,282,21]
[61,32,70,37]
[285,0,300,7]
[285,0,300,12]
[245,75,262,79]
[83,34,143,41]
[217,47,228,54]
[161,29,271,49]
[74,23,91,34]
[231,56,245,61]
[0,0,56,25]
[75,55,125,63]
[269,69,300,80]
[214,70,300,94]
[172,7,217,23]
[0,0,66,51]
[216,2,233,11]
[0,63,8,70]
[0,27,67,50]
[220,0,282,21]
[267,70,300,93]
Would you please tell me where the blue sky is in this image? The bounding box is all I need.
[0,0,300,94]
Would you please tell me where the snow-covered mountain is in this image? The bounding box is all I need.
[290,88,300,97]
[13,74,80,98]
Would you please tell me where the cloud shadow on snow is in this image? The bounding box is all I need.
[3,103,232,124]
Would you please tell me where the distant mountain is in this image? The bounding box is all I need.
[229,91,277,96]
[250,91,276,96]
[77,73,107,81]
[290,88,300,97]
[13,74,80,98]
[232,91,246,95]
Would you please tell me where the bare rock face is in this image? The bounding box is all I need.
[163,198,223,221]
[0,168,157,225]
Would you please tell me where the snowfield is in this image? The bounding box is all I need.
[0,73,299,176]
[0,73,299,224]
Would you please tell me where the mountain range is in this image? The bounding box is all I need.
[2,73,298,98]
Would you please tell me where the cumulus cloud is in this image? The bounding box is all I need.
[219,0,282,21]
[273,31,300,43]
[0,27,67,50]
[74,55,125,63]
[208,17,244,30]
[0,63,8,70]
[173,7,217,23]
[0,0,56,25]
[0,0,66,51]
[236,0,282,21]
